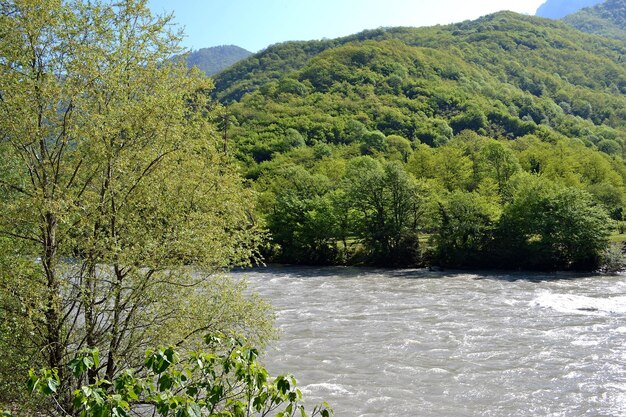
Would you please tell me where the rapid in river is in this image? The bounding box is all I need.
[235,266,626,417]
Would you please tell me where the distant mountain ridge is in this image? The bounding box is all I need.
[536,0,604,18]
[563,0,626,41]
[183,45,252,76]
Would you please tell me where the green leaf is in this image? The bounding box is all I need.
[186,403,202,417]
[276,377,290,394]
[82,386,93,397]
[45,377,59,394]
[26,370,40,394]
[158,374,173,391]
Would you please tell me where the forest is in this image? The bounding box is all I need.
[564,0,626,41]
[212,6,626,270]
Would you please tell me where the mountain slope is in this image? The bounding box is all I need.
[563,0,626,42]
[184,45,252,76]
[536,0,604,19]
[213,11,626,168]
[214,12,625,104]
[213,11,626,269]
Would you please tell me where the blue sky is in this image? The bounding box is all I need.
[147,0,547,52]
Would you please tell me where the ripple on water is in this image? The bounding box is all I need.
[238,267,626,417]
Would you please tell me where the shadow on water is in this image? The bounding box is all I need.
[233,264,611,283]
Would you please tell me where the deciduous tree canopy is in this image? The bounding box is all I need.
[0,0,271,413]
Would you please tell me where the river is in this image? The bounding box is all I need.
[235,266,626,417]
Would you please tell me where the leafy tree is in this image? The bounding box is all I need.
[342,120,369,144]
[386,135,413,162]
[345,158,422,265]
[480,141,521,191]
[432,147,473,191]
[406,144,435,180]
[587,182,625,220]
[496,175,612,270]
[360,130,388,154]
[264,167,339,264]
[450,107,488,134]
[0,0,270,412]
[415,119,453,147]
[24,333,332,417]
[597,139,621,156]
[277,77,310,96]
[433,191,501,267]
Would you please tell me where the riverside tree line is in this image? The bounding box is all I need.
[256,133,616,270]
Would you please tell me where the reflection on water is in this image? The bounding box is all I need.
[234,266,626,417]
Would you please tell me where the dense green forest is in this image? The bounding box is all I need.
[564,0,626,41]
[182,45,252,76]
[213,8,626,270]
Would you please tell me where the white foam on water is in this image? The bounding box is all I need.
[605,382,626,391]
[571,338,601,347]
[531,292,626,315]
[427,367,451,374]
[301,383,353,396]
[365,396,393,405]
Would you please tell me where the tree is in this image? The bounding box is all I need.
[450,106,488,133]
[25,333,333,417]
[597,139,621,155]
[342,120,368,144]
[432,147,473,191]
[433,191,501,267]
[359,130,388,154]
[0,0,271,413]
[406,144,435,179]
[344,158,422,265]
[496,174,612,270]
[480,141,520,191]
[263,167,339,264]
[385,135,413,163]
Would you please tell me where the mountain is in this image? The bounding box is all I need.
[215,12,626,130]
[183,45,252,76]
[213,10,626,174]
[563,0,626,41]
[212,11,626,269]
[536,0,604,19]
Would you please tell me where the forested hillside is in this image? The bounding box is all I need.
[536,0,604,19]
[213,11,626,270]
[183,45,252,76]
[564,0,626,41]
